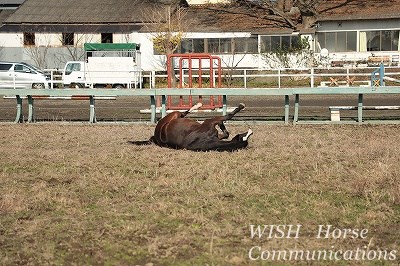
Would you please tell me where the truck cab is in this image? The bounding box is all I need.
[63,61,85,88]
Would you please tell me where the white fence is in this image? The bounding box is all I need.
[2,66,399,89]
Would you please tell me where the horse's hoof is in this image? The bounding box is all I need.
[243,128,253,141]
[239,103,246,110]
[189,102,203,112]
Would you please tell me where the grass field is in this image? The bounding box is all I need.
[0,123,399,265]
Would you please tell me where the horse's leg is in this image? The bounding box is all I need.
[231,129,253,142]
[182,102,202,117]
[217,122,229,139]
[204,103,246,139]
[222,103,245,121]
[204,129,253,152]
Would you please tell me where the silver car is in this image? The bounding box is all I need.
[0,61,49,89]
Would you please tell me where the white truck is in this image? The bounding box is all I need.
[62,43,142,89]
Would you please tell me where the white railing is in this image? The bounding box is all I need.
[142,66,400,89]
[4,66,398,90]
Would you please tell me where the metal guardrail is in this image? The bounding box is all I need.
[2,86,400,124]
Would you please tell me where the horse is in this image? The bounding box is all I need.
[129,102,253,151]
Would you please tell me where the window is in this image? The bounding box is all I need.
[234,37,258,53]
[316,31,357,52]
[64,62,81,75]
[366,31,380,51]
[101,33,113,43]
[179,39,205,53]
[260,35,302,52]
[23,32,35,46]
[62,33,74,45]
[14,64,31,73]
[205,38,232,54]
[357,30,400,52]
[219,38,232,53]
[0,63,12,71]
[207,38,220,53]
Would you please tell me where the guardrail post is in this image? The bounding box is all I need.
[89,96,96,123]
[50,70,54,89]
[358,94,363,123]
[223,95,227,116]
[161,95,167,118]
[150,96,156,123]
[278,69,281,88]
[151,71,156,88]
[285,95,290,124]
[15,95,23,123]
[244,69,247,89]
[28,95,34,122]
[310,68,314,88]
[293,94,299,124]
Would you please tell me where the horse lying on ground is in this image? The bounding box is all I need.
[129,103,253,151]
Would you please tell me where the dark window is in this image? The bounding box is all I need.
[62,33,74,45]
[316,31,357,52]
[234,37,258,53]
[14,64,31,73]
[101,33,113,43]
[193,39,204,53]
[0,63,12,70]
[207,38,220,53]
[366,31,380,51]
[23,32,35,46]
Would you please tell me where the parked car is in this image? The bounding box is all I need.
[0,61,49,89]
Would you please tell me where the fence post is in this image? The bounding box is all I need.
[358,94,363,123]
[244,69,247,89]
[284,95,290,124]
[89,96,96,123]
[278,69,281,88]
[310,68,314,88]
[293,94,299,124]
[50,70,54,89]
[28,96,34,122]
[150,96,156,123]
[15,95,23,123]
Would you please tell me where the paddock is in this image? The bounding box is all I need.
[1,66,400,264]
[0,123,399,265]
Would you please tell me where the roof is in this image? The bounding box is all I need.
[0,0,25,4]
[184,4,291,33]
[2,0,400,33]
[0,9,13,26]
[4,0,180,24]
[317,0,400,21]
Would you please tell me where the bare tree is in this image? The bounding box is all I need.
[53,33,95,66]
[143,4,192,89]
[144,5,189,56]
[226,0,357,30]
[23,39,50,69]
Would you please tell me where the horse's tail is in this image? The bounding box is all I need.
[128,136,156,146]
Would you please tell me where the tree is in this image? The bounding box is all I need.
[143,4,191,88]
[231,0,357,30]
[145,5,189,57]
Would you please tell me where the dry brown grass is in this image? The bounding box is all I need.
[0,123,399,265]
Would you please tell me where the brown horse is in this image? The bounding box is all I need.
[129,103,253,151]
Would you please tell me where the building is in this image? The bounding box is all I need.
[0,0,400,70]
